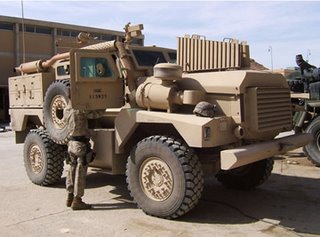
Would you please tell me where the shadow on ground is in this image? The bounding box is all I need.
[52,167,320,236]
[181,173,320,236]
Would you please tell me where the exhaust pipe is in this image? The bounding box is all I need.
[14,52,70,74]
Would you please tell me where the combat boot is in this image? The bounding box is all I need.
[66,193,74,207]
[71,197,92,210]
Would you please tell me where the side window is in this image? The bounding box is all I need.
[168,52,177,63]
[57,65,69,76]
[80,57,113,78]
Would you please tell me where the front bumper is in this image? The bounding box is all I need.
[220,133,313,170]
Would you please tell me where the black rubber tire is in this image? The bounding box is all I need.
[126,135,204,219]
[43,80,71,144]
[24,129,66,186]
[216,158,274,190]
[304,116,320,166]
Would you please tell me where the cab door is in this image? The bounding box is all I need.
[69,49,124,110]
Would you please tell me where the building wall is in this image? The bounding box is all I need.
[0,15,143,122]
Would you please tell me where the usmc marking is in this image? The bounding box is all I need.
[89,94,107,99]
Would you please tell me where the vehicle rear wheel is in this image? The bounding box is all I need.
[304,116,320,166]
[126,135,204,219]
[24,129,66,186]
[44,80,71,144]
[216,158,274,190]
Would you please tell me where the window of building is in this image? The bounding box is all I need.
[57,29,79,37]
[0,23,13,31]
[61,30,70,37]
[101,35,116,41]
[25,25,35,33]
[35,26,52,35]
[18,24,52,35]
[131,38,143,46]
[70,31,79,37]
[55,28,119,41]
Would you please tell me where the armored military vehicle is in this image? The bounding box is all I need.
[9,24,312,219]
[290,54,320,166]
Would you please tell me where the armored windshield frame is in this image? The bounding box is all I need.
[129,45,176,70]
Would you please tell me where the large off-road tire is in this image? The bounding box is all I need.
[304,116,320,166]
[44,80,71,144]
[126,136,204,219]
[24,129,66,186]
[216,158,274,190]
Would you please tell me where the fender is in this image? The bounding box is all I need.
[114,108,237,153]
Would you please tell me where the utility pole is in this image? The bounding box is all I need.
[21,0,26,63]
[268,46,273,71]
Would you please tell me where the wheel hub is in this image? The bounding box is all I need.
[29,144,43,174]
[140,157,173,201]
[51,95,67,129]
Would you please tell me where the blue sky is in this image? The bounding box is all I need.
[1,0,320,69]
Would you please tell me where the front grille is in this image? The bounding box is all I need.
[247,87,292,132]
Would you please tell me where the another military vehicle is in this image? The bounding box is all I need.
[9,24,312,219]
[290,54,320,166]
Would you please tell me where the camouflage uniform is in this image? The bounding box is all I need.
[64,104,93,210]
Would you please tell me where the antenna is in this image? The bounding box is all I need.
[21,0,26,63]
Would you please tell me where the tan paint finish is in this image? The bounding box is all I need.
[7,24,311,174]
[90,128,126,174]
[181,70,287,95]
[115,109,237,150]
[221,133,313,170]
[69,49,124,110]
[9,72,55,108]
[177,36,250,72]
[10,108,43,131]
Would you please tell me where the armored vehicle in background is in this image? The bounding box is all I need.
[8,24,312,219]
[290,54,320,166]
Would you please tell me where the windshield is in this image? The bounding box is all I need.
[168,52,177,63]
[132,49,166,67]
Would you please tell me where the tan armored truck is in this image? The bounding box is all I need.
[9,24,312,219]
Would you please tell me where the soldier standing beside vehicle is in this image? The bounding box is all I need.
[64,104,94,210]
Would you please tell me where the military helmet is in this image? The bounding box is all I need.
[193,101,216,118]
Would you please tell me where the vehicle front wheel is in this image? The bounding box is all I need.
[24,129,66,186]
[126,135,204,219]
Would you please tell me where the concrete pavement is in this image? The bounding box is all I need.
[1,131,319,237]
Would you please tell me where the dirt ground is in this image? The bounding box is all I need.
[0,130,319,237]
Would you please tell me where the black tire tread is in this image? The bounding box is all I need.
[126,135,203,219]
[24,129,66,186]
[43,80,71,145]
[216,158,274,190]
[303,116,320,166]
